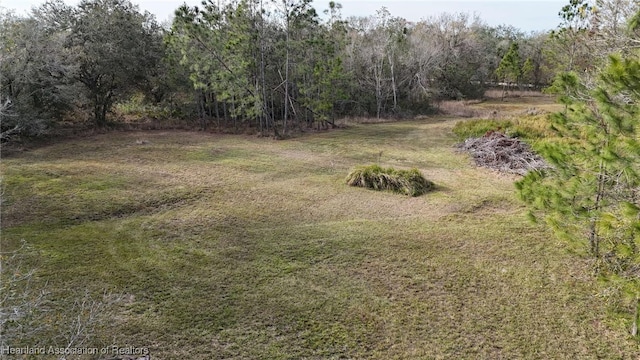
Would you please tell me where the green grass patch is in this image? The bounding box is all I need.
[452,119,513,139]
[453,114,553,143]
[509,113,555,140]
[346,164,434,196]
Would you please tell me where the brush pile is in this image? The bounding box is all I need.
[346,165,434,196]
[457,131,549,175]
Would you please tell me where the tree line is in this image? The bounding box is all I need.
[0,0,637,139]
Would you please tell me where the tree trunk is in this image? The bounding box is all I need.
[589,160,607,256]
[94,96,110,128]
[633,297,639,337]
[197,91,206,129]
[389,54,397,112]
[374,64,383,118]
[94,102,102,127]
[283,8,290,136]
[223,101,229,127]
[214,95,220,128]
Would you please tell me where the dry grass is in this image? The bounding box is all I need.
[440,91,562,121]
[438,90,559,121]
[2,103,640,359]
[437,100,491,118]
[483,88,549,99]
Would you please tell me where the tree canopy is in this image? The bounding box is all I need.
[1,0,638,139]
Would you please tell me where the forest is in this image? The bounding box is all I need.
[2,0,636,139]
[4,0,640,358]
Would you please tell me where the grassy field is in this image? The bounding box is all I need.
[2,96,640,359]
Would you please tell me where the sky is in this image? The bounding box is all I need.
[0,0,567,32]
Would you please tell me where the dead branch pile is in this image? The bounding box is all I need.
[457,131,549,175]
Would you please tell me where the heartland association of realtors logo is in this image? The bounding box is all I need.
[1,345,150,358]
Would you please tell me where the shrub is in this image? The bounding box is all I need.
[346,165,434,197]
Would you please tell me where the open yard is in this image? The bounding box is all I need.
[2,97,639,359]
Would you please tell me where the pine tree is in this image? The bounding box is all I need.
[517,54,640,335]
[521,58,535,87]
[298,1,347,128]
[495,42,522,98]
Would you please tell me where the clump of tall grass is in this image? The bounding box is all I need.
[346,165,434,197]
[452,119,513,140]
[453,115,552,142]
